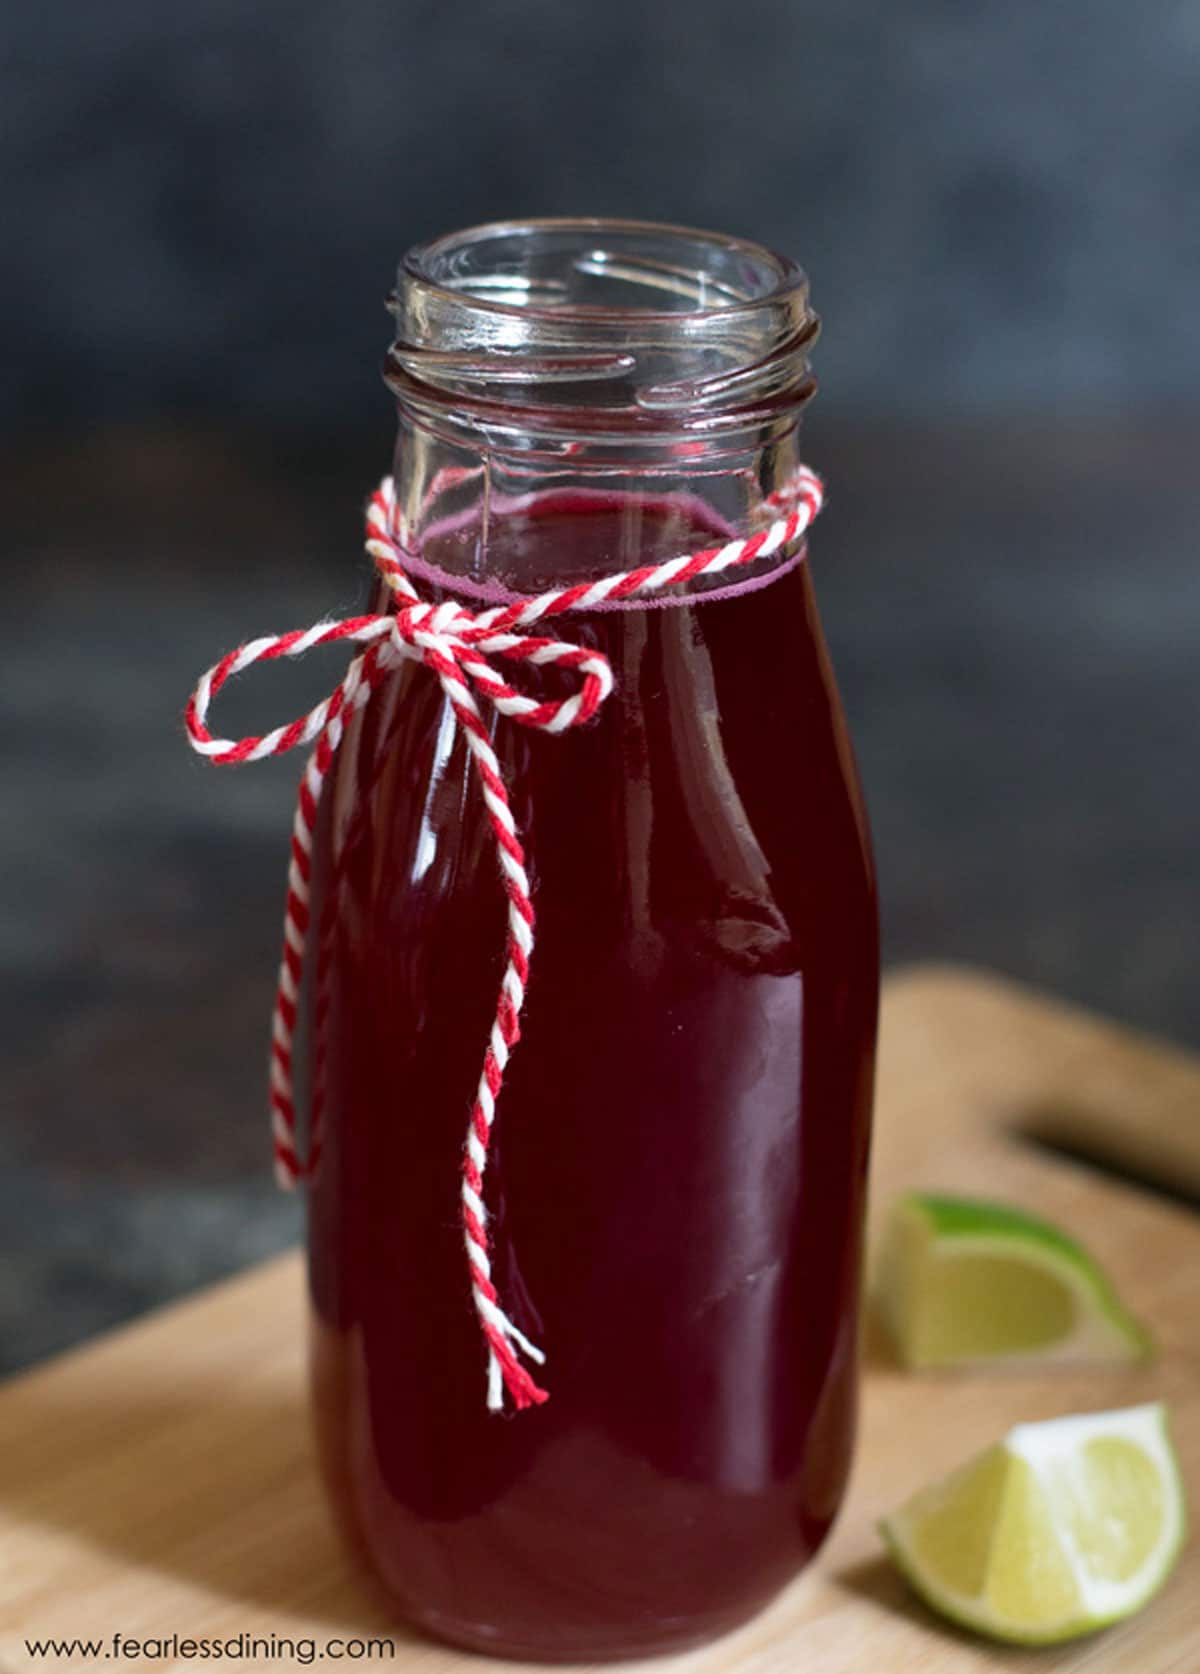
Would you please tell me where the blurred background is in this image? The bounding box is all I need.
[3,2,1197,1372]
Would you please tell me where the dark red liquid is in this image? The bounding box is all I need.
[306,496,878,1660]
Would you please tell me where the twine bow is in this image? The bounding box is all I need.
[184,469,823,1410]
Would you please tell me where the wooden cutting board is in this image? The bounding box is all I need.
[2,966,1198,1673]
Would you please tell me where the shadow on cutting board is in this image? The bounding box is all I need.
[1,1379,414,1638]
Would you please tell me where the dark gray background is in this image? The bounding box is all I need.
[2,2,1197,1372]
[6,0,1200,428]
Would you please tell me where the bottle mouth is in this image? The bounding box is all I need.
[385,218,818,439]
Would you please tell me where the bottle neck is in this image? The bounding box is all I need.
[384,218,818,590]
[390,411,808,593]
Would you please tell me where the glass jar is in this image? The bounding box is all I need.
[306,219,878,1660]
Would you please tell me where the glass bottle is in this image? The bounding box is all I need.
[306,219,878,1660]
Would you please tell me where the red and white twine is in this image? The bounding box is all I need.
[184,466,824,1412]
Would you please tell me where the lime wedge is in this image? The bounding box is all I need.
[881,1403,1187,1644]
[876,1193,1151,1369]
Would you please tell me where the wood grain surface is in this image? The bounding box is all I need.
[2,966,1197,1672]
